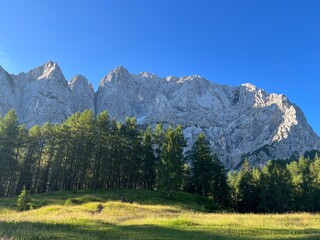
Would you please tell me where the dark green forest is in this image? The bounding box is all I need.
[0,109,320,213]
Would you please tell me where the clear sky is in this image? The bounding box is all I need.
[0,0,319,135]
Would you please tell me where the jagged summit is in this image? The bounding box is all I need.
[100,66,130,86]
[27,61,64,81]
[241,82,257,88]
[138,72,160,79]
[45,60,57,67]
[0,62,319,169]
[69,74,91,88]
[69,74,94,113]
[113,65,129,73]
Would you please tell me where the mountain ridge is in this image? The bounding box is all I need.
[0,61,319,169]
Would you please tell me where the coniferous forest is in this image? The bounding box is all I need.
[0,109,320,213]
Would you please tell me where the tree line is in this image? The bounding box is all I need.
[229,156,320,212]
[0,109,319,213]
[0,110,193,198]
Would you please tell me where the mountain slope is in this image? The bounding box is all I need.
[96,67,320,168]
[14,61,73,127]
[0,62,318,168]
[0,66,15,116]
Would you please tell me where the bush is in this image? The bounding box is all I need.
[17,186,31,211]
[64,198,73,206]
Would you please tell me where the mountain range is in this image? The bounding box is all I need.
[0,61,319,169]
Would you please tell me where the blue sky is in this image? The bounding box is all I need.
[0,0,319,134]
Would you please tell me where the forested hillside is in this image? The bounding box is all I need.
[0,109,319,213]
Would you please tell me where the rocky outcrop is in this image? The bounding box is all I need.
[0,61,319,168]
[0,66,16,116]
[13,61,73,127]
[69,74,95,113]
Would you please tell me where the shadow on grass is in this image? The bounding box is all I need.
[0,220,320,240]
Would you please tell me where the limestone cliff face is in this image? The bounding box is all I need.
[96,68,320,168]
[69,74,95,113]
[0,66,16,116]
[13,61,73,127]
[0,62,319,168]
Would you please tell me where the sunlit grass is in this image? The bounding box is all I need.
[0,190,319,239]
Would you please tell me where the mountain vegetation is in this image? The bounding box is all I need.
[0,110,320,213]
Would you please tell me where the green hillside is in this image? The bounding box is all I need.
[0,190,319,240]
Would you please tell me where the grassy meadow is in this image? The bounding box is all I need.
[0,190,319,240]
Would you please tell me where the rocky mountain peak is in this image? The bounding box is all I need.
[28,61,64,81]
[176,75,205,84]
[241,82,258,91]
[69,75,92,90]
[0,62,319,169]
[113,66,129,73]
[138,72,160,79]
[0,65,15,88]
[100,66,130,86]
[69,75,94,113]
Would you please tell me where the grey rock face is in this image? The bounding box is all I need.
[0,62,319,168]
[14,61,73,127]
[69,75,95,113]
[96,68,320,168]
[0,66,16,116]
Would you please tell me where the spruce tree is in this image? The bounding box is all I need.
[259,160,292,213]
[141,127,156,190]
[211,153,230,207]
[159,125,186,196]
[309,155,320,211]
[154,123,164,189]
[0,110,22,197]
[237,159,258,212]
[191,133,215,197]
[93,111,111,189]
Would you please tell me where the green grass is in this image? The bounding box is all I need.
[0,190,319,239]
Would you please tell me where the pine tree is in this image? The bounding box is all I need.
[93,111,111,189]
[154,123,164,189]
[172,125,186,189]
[211,153,230,207]
[122,117,142,189]
[17,125,42,194]
[288,156,318,211]
[75,110,96,190]
[228,170,240,210]
[0,110,23,197]
[309,155,320,211]
[191,133,215,197]
[38,123,56,193]
[237,159,258,212]
[259,160,292,213]
[108,119,122,189]
[159,125,186,196]
[141,127,156,190]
